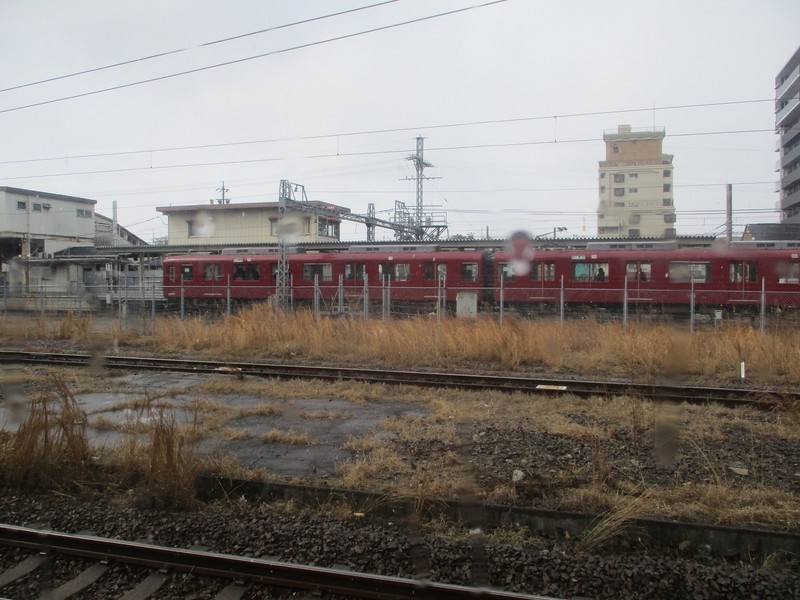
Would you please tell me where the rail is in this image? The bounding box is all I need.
[0,350,796,409]
[0,524,548,600]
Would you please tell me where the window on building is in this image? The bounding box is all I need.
[626,262,651,282]
[612,144,619,152]
[664,213,676,223]
[629,173,638,179]
[269,219,279,236]
[663,184,671,192]
[16,201,26,210]
[628,188,638,193]
[233,264,260,281]
[203,263,222,281]
[614,173,625,182]
[663,170,672,177]
[32,203,42,212]
[600,185,606,193]
[600,172,606,179]
[614,188,625,196]
[531,262,556,281]
[598,213,605,219]
[669,262,710,283]
[345,263,365,281]
[303,263,333,282]
[77,209,92,218]
[663,198,673,206]
[628,229,640,237]
[571,262,609,282]
[461,263,478,282]
[664,228,676,237]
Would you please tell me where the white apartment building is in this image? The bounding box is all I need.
[776,46,800,223]
[596,125,676,238]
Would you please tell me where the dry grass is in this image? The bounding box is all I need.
[261,428,314,445]
[0,375,92,489]
[575,489,653,553]
[145,308,800,384]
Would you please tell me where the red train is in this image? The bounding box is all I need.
[162,242,800,315]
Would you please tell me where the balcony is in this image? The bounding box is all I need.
[776,64,800,102]
[781,187,800,211]
[776,97,800,128]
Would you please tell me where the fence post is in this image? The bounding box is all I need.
[313,274,320,318]
[559,275,565,323]
[689,279,695,335]
[623,275,628,328]
[151,276,156,324]
[180,273,185,321]
[760,277,766,333]
[226,274,231,318]
[363,274,369,319]
[338,274,344,314]
[499,273,504,325]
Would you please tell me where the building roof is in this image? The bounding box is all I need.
[156,201,351,215]
[742,223,800,241]
[0,186,96,205]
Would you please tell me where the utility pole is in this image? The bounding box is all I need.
[407,136,431,239]
[401,137,446,241]
[216,182,230,204]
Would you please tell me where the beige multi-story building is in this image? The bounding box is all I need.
[596,125,676,238]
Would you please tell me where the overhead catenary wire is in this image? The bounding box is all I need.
[0,99,773,166]
[0,0,401,94]
[0,0,510,115]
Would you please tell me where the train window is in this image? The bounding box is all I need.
[345,263,365,281]
[423,262,435,280]
[571,262,608,282]
[499,263,515,282]
[669,261,709,283]
[168,266,176,282]
[777,262,800,284]
[626,262,651,282]
[234,265,260,281]
[728,262,758,283]
[303,263,332,282]
[531,262,555,281]
[394,263,410,282]
[203,263,222,281]
[461,263,478,282]
[181,265,194,282]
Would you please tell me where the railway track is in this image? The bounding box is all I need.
[0,350,795,409]
[0,523,547,600]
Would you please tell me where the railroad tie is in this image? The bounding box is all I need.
[213,583,249,600]
[39,562,108,600]
[0,554,48,587]
[118,572,169,600]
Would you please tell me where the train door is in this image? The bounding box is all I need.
[625,261,652,284]
[728,261,758,291]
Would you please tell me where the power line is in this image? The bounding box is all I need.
[0,1,401,94]
[0,128,775,181]
[0,99,773,166]
[0,0,510,115]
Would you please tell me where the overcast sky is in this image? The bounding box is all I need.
[1,0,798,243]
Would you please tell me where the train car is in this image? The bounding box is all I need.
[492,246,800,315]
[162,247,487,312]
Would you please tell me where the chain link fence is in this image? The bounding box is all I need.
[3,274,800,334]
